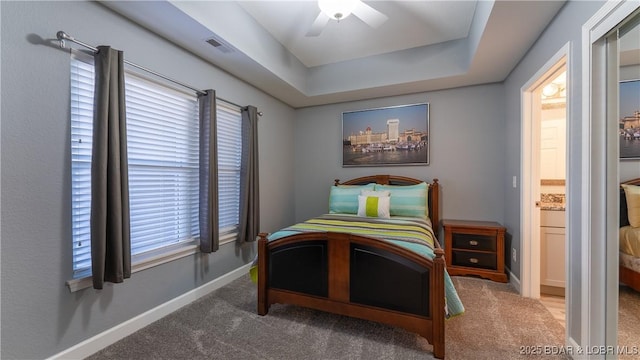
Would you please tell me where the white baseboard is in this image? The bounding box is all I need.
[509,269,522,294]
[49,263,252,360]
[567,336,584,360]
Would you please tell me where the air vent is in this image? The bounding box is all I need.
[205,36,234,54]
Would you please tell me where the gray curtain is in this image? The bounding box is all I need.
[199,90,219,253]
[238,106,260,245]
[91,46,131,289]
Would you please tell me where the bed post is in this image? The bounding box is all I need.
[432,247,445,359]
[257,232,269,316]
[430,179,440,234]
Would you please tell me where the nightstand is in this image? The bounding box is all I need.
[443,219,508,282]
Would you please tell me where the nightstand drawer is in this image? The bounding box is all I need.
[452,233,496,251]
[451,250,497,270]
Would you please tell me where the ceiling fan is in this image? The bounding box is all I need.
[306,0,389,37]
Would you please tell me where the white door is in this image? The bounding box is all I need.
[540,118,566,180]
[540,226,566,288]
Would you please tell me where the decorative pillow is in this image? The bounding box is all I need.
[329,183,375,214]
[622,184,640,227]
[357,194,391,218]
[374,182,429,218]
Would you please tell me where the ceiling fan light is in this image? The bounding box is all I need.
[319,0,357,21]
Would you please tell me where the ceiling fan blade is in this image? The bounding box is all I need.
[352,1,388,29]
[306,12,330,37]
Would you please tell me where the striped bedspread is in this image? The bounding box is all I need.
[266,214,465,317]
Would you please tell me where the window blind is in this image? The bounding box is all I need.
[70,53,243,278]
[125,75,200,255]
[217,102,242,236]
[70,52,95,276]
[71,52,201,277]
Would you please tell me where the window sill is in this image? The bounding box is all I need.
[66,242,198,292]
[219,232,237,246]
[66,233,239,293]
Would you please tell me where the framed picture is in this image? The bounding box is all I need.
[619,79,640,159]
[342,103,429,167]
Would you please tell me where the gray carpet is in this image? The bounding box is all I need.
[87,275,568,360]
[618,285,640,358]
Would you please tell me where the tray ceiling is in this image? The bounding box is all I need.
[101,1,566,108]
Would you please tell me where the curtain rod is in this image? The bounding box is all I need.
[56,30,261,115]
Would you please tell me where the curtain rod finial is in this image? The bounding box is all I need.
[56,31,67,49]
[56,31,71,41]
[56,31,71,48]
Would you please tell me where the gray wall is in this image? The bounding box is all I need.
[0,0,620,358]
[293,85,507,239]
[0,1,295,359]
[502,0,606,346]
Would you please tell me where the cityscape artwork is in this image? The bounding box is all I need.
[619,79,640,159]
[342,103,429,167]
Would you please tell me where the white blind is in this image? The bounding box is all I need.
[217,102,242,235]
[70,51,95,275]
[70,52,203,277]
[125,75,200,255]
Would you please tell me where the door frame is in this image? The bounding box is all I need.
[581,0,638,355]
[521,43,570,299]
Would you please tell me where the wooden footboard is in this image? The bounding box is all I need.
[257,231,446,359]
[620,265,640,292]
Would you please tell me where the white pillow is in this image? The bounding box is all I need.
[360,190,391,197]
[357,194,391,218]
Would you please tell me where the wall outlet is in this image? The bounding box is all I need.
[512,176,517,188]
[512,248,517,262]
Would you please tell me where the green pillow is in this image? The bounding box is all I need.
[374,182,429,218]
[328,183,375,214]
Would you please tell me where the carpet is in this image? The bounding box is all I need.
[86,275,568,360]
[618,285,640,359]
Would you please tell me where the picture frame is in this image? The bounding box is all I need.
[619,79,640,159]
[342,103,429,167]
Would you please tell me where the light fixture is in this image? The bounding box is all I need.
[542,83,559,98]
[319,0,358,21]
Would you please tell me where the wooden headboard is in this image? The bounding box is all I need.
[621,178,640,228]
[334,175,440,234]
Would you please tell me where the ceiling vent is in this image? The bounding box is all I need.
[205,36,234,54]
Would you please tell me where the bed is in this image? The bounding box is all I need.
[620,178,640,292]
[256,175,463,359]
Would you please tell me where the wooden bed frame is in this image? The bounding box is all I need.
[620,178,640,292]
[257,175,446,358]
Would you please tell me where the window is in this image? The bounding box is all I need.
[216,102,242,240]
[70,52,94,276]
[70,51,241,279]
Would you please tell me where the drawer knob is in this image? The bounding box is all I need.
[469,240,478,246]
[469,258,479,264]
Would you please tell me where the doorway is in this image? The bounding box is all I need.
[520,44,570,305]
[539,69,567,297]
